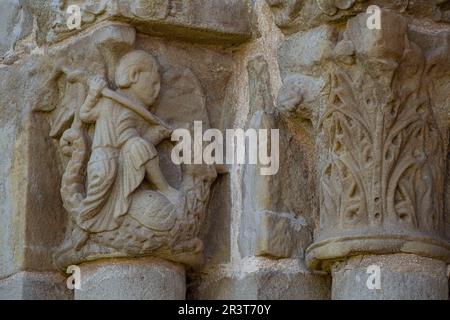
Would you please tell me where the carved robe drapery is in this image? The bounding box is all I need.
[72,92,160,233]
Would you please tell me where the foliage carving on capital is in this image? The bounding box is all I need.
[266,0,450,33]
[275,10,450,268]
[319,12,449,236]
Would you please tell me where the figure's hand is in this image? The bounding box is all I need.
[88,76,107,98]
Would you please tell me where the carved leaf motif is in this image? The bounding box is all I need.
[320,37,445,234]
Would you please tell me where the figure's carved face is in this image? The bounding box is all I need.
[130,67,161,106]
[115,50,161,106]
[266,0,305,28]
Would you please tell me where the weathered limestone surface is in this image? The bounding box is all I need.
[267,0,450,34]
[188,257,330,300]
[270,0,450,300]
[0,0,33,62]
[0,50,68,283]
[75,258,185,300]
[0,0,449,300]
[332,254,448,300]
[48,0,252,45]
[0,0,242,300]
[306,10,450,269]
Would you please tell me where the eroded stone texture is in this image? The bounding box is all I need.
[0,54,68,291]
[1,0,450,301]
[188,258,330,300]
[1,1,236,299]
[48,0,252,44]
[255,211,295,258]
[0,0,34,64]
[267,0,450,34]
[273,1,450,300]
[200,175,232,265]
[0,271,71,300]
[38,26,219,270]
[240,56,314,261]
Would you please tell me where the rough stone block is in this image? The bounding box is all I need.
[346,9,408,60]
[0,0,33,62]
[47,0,252,45]
[255,212,293,258]
[188,258,331,300]
[278,25,337,76]
[332,254,449,300]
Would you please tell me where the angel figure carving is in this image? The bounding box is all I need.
[51,50,217,268]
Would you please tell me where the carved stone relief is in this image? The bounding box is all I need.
[266,0,450,33]
[34,25,218,269]
[48,0,250,44]
[275,9,450,270]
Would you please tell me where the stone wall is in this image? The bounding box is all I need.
[0,0,448,300]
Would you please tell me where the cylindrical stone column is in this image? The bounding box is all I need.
[74,257,185,300]
[331,254,448,300]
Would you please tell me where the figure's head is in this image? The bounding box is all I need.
[115,50,161,106]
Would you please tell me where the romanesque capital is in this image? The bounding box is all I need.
[34,25,217,270]
[275,9,450,270]
[267,0,450,33]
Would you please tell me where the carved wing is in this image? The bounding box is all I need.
[152,67,210,130]
[150,66,217,241]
